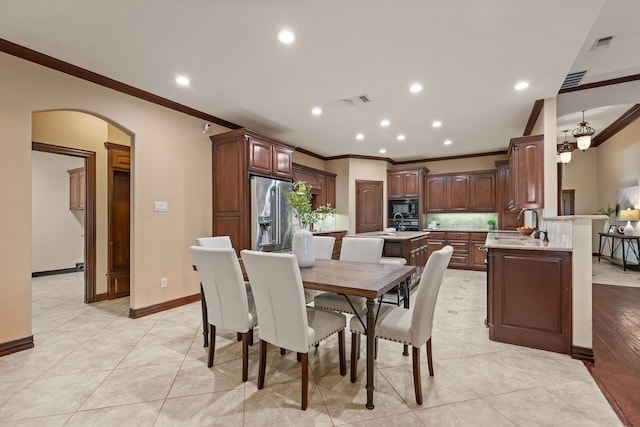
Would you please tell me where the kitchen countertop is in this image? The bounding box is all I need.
[354,230,429,241]
[423,228,492,233]
[484,231,572,252]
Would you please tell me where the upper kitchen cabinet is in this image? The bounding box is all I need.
[210,128,294,253]
[388,168,426,199]
[495,160,522,230]
[246,132,293,179]
[67,167,86,210]
[292,163,337,209]
[426,170,496,213]
[508,134,544,209]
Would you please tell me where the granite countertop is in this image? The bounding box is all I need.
[354,230,429,241]
[484,231,572,252]
[423,228,493,233]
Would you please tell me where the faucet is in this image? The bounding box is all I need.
[393,212,406,231]
[516,208,541,239]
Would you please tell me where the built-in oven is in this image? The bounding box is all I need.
[388,199,418,218]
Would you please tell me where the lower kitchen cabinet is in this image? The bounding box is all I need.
[426,231,487,271]
[488,248,572,354]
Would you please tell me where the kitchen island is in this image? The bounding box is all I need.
[355,231,429,270]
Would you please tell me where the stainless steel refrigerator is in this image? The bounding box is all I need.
[250,176,293,252]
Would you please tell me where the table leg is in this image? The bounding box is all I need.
[366,297,375,410]
[598,234,604,261]
[201,284,209,347]
[622,239,627,271]
[403,277,410,356]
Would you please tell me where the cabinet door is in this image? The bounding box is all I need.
[470,172,496,212]
[248,138,273,176]
[387,172,405,199]
[448,175,470,211]
[325,175,336,208]
[471,241,487,269]
[426,176,448,212]
[403,171,420,198]
[316,173,327,207]
[426,238,446,260]
[518,142,543,208]
[68,167,86,210]
[272,145,293,179]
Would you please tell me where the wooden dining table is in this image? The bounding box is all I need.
[198,257,416,410]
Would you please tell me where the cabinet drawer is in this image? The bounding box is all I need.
[448,241,469,254]
[450,254,470,266]
[447,232,470,241]
[426,232,446,240]
[470,232,488,242]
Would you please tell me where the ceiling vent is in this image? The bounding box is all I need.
[339,94,371,105]
[590,35,614,51]
[560,70,588,90]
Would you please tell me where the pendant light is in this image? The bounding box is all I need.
[557,130,574,164]
[572,110,595,151]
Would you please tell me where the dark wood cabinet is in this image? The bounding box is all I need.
[426,171,496,213]
[495,160,523,230]
[292,163,337,209]
[387,168,426,200]
[426,231,487,271]
[508,135,544,209]
[488,248,572,354]
[211,128,294,253]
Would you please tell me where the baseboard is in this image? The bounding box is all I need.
[32,267,78,277]
[0,336,34,357]
[129,293,201,319]
[571,345,595,364]
[94,292,109,302]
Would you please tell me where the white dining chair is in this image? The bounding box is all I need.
[349,245,453,404]
[240,249,347,410]
[190,246,258,382]
[313,237,384,314]
[195,236,252,346]
[313,235,336,260]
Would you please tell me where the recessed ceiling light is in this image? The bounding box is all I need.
[514,81,529,91]
[175,75,190,86]
[355,133,364,141]
[432,120,442,128]
[444,139,452,146]
[397,134,406,141]
[409,83,423,93]
[311,107,322,116]
[380,119,390,127]
[278,29,295,44]
[379,149,386,154]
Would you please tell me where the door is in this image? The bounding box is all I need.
[106,143,131,299]
[561,190,575,215]
[356,180,383,233]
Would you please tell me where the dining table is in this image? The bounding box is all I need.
[197,257,416,410]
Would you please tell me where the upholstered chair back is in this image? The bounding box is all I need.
[339,237,384,263]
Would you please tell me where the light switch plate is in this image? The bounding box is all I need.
[154,201,168,212]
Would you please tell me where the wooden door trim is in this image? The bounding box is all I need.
[32,141,97,303]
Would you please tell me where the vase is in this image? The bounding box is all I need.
[293,227,314,267]
[603,217,610,233]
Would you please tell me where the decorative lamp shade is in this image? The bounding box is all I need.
[575,135,592,151]
[620,209,640,236]
[572,110,595,151]
[559,150,572,164]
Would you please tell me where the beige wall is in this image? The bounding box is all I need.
[345,158,388,233]
[291,150,326,170]
[32,151,84,272]
[412,154,506,174]
[561,147,599,215]
[0,51,228,345]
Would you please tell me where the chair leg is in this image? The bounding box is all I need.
[258,339,267,389]
[241,332,248,382]
[412,345,423,405]
[248,328,254,346]
[338,330,346,376]
[301,352,308,410]
[237,332,242,342]
[297,352,302,362]
[350,333,359,383]
[207,324,216,368]
[426,337,434,376]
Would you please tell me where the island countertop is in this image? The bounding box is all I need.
[353,230,429,241]
[484,231,572,251]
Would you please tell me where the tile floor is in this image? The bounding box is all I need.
[0,264,623,426]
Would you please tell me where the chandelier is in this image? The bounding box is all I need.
[557,130,574,164]
[572,110,595,151]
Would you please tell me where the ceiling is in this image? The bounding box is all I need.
[1,0,639,161]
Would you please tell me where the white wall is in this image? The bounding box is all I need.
[32,152,84,272]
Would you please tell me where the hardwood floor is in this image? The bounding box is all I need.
[588,283,640,426]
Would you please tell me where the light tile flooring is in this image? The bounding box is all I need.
[0,266,623,426]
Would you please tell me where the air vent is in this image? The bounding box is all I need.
[560,70,587,90]
[591,35,614,51]
[339,94,371,105]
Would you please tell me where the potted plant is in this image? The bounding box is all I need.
[487,219,497,230]
[595,203,616,233]
[284,181,314,267]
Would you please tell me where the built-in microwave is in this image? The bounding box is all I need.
[388,199,418,218]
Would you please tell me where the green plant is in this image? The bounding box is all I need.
[595,203,616,217]
[487,219,497,226]
[284,181,312,227]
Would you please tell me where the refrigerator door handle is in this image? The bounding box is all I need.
[272,186,281,245]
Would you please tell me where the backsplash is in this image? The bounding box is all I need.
[425,212,498,230]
